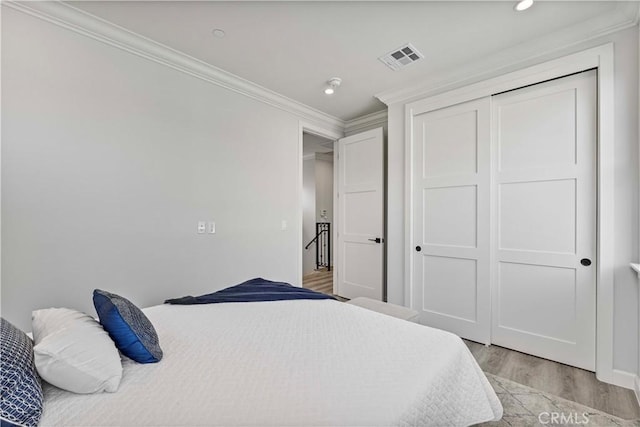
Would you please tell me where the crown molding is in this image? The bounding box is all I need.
[344,110,388,135]
[376,2,640,106]
[4,0,345,133]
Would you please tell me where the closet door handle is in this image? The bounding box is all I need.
[368,238,383,244]
[580,258,592,266]
[415,246,422,252]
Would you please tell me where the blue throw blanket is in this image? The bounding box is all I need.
[165,278,336,305]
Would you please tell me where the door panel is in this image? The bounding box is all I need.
[423,185,477,248]
[423,110,478,177]
[498,89,577,171]
[497,262,577,343]
[499,179,576,253]
[343,137,378,186]
[422,255,478,322]
[337,128,384,300]
[491,70,596,371]
[343,242,381,297]
[412,98,491,344]
[344,191,378,235]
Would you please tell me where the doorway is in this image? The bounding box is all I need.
[298,125,386,302]
[302,132,335,295]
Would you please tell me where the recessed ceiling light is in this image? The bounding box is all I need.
[212,29,226,38]
[324,77,341,95]
[514,0,533,11]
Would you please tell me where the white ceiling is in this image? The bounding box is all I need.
[69,1,630,121]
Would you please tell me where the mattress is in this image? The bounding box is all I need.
[39,299,502,426]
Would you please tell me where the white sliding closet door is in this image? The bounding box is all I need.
[491,70,597,370]
[411,98,491,344]
[410,71,597,369]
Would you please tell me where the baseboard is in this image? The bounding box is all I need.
[634,375,640,407]
[607,369,637,390]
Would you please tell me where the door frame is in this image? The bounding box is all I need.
[404,44,621,387]
[298,121,343,288]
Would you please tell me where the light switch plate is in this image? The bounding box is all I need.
[197,221,206,234]
[208,222,216,234]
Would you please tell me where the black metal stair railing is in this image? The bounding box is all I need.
[304,222,331,271]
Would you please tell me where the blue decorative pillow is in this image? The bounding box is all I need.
[1,318,43,427]
[93,290,162,364]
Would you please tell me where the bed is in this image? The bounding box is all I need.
[36,297,502,426]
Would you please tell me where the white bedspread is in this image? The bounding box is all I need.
[39,300,502,426]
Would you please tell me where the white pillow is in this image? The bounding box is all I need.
[32,308,123,394]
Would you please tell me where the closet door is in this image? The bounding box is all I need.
[411,98,491,344]
[491,70,597,371]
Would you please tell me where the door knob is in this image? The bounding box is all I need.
[415,246,422,252]
[580,258,592,266]
[368,237,383,244]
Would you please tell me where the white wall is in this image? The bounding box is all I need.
[301,152,333,274]
[637,24,640,400]
[386,26,639,376]
[302,158,316,275]
[387,104,405,306]
[314,154,333,266]
[314,156,333,224]
[1,7,309,331]
[609,25,640,379]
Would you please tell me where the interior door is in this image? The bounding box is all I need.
[336,128,384,300]
[491,70,596,371]
[411,98,491,344]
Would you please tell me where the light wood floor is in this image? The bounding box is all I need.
[303,269,348,302]
[303,269,333,294]
[465,340,640,420]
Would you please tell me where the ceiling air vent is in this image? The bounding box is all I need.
[379,43,424,71]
